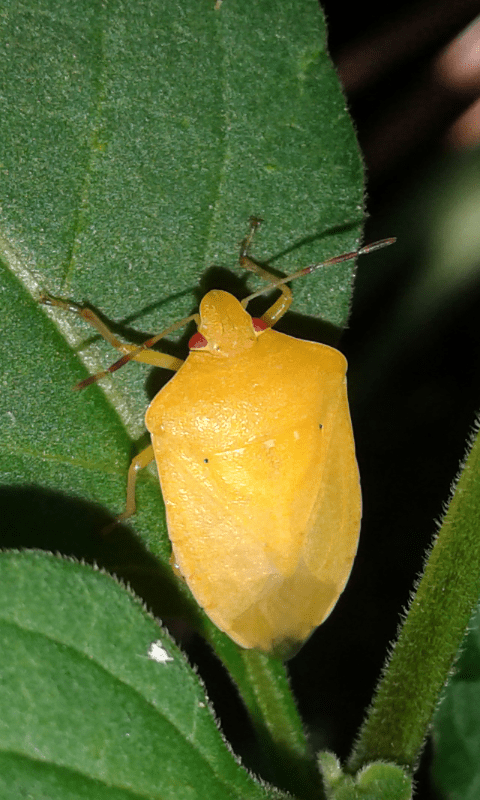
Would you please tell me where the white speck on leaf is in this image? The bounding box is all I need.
[148,641,174,664]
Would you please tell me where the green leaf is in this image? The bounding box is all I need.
[0,550,288,800]
[432,601,480,800]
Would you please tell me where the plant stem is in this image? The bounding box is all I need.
[347,415,480,774]
[208,624,324,800]
[241,649,324,799]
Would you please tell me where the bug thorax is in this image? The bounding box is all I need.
[195,290,261,357]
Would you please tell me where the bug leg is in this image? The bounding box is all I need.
[239,217,293,326]
[39,292,137,354]
[39,291,185,374]
[239,220,396,327]
[169,552,186,581]
[103,444,155,533]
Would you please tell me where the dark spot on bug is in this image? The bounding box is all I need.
[204,458,209,463]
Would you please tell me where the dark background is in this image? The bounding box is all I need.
[288,1,480,798]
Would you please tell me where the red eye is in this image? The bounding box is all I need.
[189,331,208,349]
[252,318,268,332]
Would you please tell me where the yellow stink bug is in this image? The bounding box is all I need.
[40,220,394,659]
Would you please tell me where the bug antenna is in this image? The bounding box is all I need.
[244,237,396,305]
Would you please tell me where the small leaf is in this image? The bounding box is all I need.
[318,753,412,800]
[432,601,480,800]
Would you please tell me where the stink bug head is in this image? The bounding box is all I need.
[194,291,261,356]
